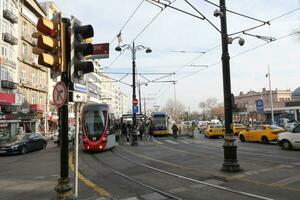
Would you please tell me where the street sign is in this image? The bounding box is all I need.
[53,81,67,108]
[132,105,139,114]
[256,99,264,112]
[73,83,87,93]
[132,98,138,105]
[72,91,87,103]
[92,43,109,58]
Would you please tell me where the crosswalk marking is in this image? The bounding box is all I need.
[181,140,190,144]
[271,175,300,186]
[165,140,179,144]
[154,140,164,145]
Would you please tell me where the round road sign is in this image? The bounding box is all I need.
[53,81,67,108]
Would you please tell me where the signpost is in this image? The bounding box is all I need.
[256,99,264,112]
[53,81,67,108]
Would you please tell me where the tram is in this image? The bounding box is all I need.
[150,112,171,135]
[81,103,117,152]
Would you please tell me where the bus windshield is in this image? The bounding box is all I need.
[83,110,107,140]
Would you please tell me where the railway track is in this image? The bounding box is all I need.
[88,150,274,200]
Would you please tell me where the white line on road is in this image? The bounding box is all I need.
[165,140,179,144]
[271,175,300,186]
[154,140,164,145]
[181,140,190,144]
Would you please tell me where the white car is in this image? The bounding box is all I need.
[277,124,300,150]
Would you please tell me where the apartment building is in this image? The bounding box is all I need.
[0,0,20,140]
[17,0,48,132]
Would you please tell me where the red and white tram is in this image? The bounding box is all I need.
[81,103,117,152]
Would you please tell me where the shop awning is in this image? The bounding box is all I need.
[0,92,15,105]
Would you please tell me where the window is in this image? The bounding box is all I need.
[21,70,26,79]
[32,72,35,84]
[3,0,8,10]
[23,22,28,34]
[2,21,8,34]
[1,46,8,57]
[0,67,8,80]
[32,93,35,104]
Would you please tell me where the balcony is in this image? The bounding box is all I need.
[3,9,18,24]
[2,32,18,45]
[1,80,17,90]
[21,33,33,44]
[2,57,17,69]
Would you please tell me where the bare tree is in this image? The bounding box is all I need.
[161,98,185,121]
[198,97,219,120]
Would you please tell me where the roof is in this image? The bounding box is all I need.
[292,87,300,97]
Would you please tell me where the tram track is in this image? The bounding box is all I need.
[107,150,274,200]
[86,148,274,200]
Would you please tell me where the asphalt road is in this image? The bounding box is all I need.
[1,132,300,200]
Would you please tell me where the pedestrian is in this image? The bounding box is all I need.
[139,123,144,141]
[172,123,179,139]
[148,124,154,142]
[126,122,131,143]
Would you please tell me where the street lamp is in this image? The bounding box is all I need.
[214,1,243,172]
[266,65,274,125]
[115,42,152,146]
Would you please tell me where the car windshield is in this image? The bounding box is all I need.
[234,124,245,128]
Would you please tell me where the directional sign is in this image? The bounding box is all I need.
[72,91,87,103]
[53,81,67,108]
[132,105,139,114]
[92,43,109,58]
[256,99,264,112]
[132,98,138,105]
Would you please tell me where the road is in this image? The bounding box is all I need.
[1,133,300,200]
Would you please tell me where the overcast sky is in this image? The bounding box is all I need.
[46,0,300,112]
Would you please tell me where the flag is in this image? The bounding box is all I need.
[117,32,122,46]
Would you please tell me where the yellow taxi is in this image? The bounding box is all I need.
[238,125,287,144]
[233,124,247,136]
[205,125,224,138]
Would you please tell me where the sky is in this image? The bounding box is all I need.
[44,0,300,112]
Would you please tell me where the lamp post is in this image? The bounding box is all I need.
[266,65,274,125]
[215,0,241,172]
[115,42,152,146]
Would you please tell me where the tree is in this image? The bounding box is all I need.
[161,98,185,121]
[198,97,221,120]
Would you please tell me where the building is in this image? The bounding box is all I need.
[234,88,292,125]
[17,0,48,133]
[86,60,128,118]
[0,0,20,141]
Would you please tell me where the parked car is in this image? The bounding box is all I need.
[204,125,224,138]
[233,124,247,136]
[278,124,300,150]
[239,125,287,144]
[54,127,75,145]
[0,133,47,155]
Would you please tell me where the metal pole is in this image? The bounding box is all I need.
[131,42,138,146]
[173,82,177,121]
[219,0,240,172]
[268,65,274,124]
[54,17,76,200]
[138,83,142,114]
[74,103,79,197]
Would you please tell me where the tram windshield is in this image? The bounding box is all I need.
[83,110,107,140]
[152,114,167,129]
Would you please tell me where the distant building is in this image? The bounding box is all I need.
[234,88,292,125]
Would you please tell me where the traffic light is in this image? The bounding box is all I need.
[32,13,66,73]
[71,17,94,82]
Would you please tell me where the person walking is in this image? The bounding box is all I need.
[172,123,179,139]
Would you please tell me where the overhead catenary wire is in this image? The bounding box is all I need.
[176,31,300,81]
[110,0,145,44]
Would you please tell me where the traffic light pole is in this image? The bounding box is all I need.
[54,18,77,200]
[220,0,240,172]
[131,42,138,146]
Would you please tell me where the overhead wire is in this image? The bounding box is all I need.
[110,0,146,44]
